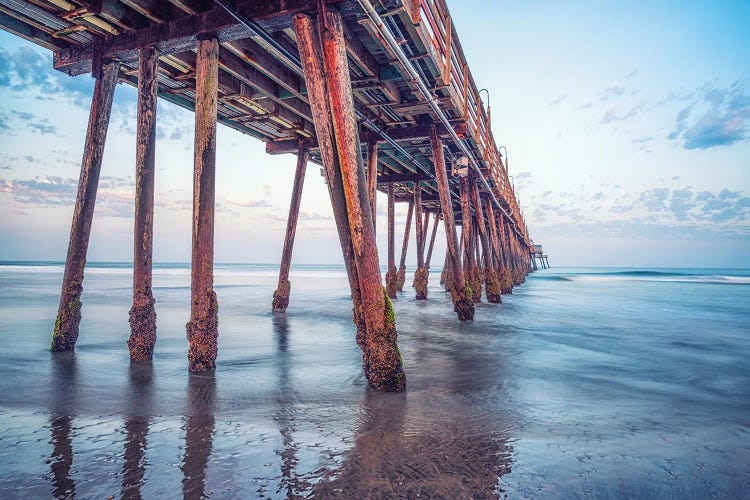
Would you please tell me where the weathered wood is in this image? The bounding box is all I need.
[51,60,120,352]
[186,36,219,373]
[367,140,378,232]
[318,8,405,392]
[293,13,364,337]
[472,182,501,303]
[272,146,308,312]
[385,182,398,298]
[129,46,159,360]
[397,201,413,292]
[459,175,481,302]
[53,0,341,75]
[265,122,468,156]
[425,211,439,268]
[430,125,473,320]
[294,11,404,392]
[413,185,428,300]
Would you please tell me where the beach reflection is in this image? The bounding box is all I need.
[181,372,216,498]
[49,352,77,499]
[121,362,154,499]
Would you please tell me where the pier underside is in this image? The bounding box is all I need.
[0,0,538,390]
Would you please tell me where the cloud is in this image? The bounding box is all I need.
[601,103,645,124]
[632,136,653,144]
[549,93,568,106]
[668,81,750,150]
[576,102,593,110]
[599,86,626,101]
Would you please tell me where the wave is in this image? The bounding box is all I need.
[537,272,750,285]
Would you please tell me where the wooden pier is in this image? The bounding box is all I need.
[0,0,542,391]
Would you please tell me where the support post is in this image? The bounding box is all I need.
[397,200,413,292]
[51,60,119,352]
[186,36,219,373]
[385,183,398,298]
[459,176,481,302]
[472,182,501,303]
[496,214,514,294]
[412,185,428,300]
[430,125,473,320]
[425,211,439,268]
[128,46,159,361]
[294,10,405,391]
[367,140,378,234]
[272,146,309,312]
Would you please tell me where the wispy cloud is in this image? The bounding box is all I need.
[599,86,626,101]
[549,93,568,106]
[668,81,750,150]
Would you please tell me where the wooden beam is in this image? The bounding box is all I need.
[430,124,473,320]
[51,60,120,352]
[272,147,308,312]
[54,0,339,75]
[128,46,159,360]
[186,36,220,373]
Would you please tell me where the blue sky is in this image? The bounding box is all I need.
[0,1,748,267]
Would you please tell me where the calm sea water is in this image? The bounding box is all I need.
[0,262,748,498]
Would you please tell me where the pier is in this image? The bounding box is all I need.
[0,0,541,391]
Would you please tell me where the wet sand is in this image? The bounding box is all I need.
[0,264,749,498]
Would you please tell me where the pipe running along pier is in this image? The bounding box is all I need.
[0,0,544,392]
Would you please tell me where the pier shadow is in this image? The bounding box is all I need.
[181,371,217,498]
[121,362,155,499]
[48,351,78,499]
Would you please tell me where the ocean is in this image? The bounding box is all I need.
[0,262,748,498]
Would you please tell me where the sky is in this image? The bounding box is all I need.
[0,1,749,268]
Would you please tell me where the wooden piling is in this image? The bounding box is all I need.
[385,183,398,298]
[296,10,405,392]
[367,140,378,233]
[272,146,308,313]
[128,46,159,361]
[186,36,219,373]
[425,211,439,268]
[430,125,473,320]
[412,185,428,299]
[293,13,366,339]
[459,176,481,302]
[397,201,413,292]
[471,181,501,303]
[51,60,119,352]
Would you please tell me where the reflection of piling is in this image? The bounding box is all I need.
[181,373,217,498]
[49,352,78,499]
[121,363,155,499]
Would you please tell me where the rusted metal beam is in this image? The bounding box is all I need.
[472,179,501,303]
[51,60,120,352]
[272,146,308,312]
[413,185,428,300]
[128,46,159,360]
[186,36,220,373]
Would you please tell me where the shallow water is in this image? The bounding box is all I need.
[0,263,749,498]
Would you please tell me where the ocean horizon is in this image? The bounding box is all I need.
[0,261,748,497]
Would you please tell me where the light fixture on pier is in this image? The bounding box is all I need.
[452,155,469,178]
